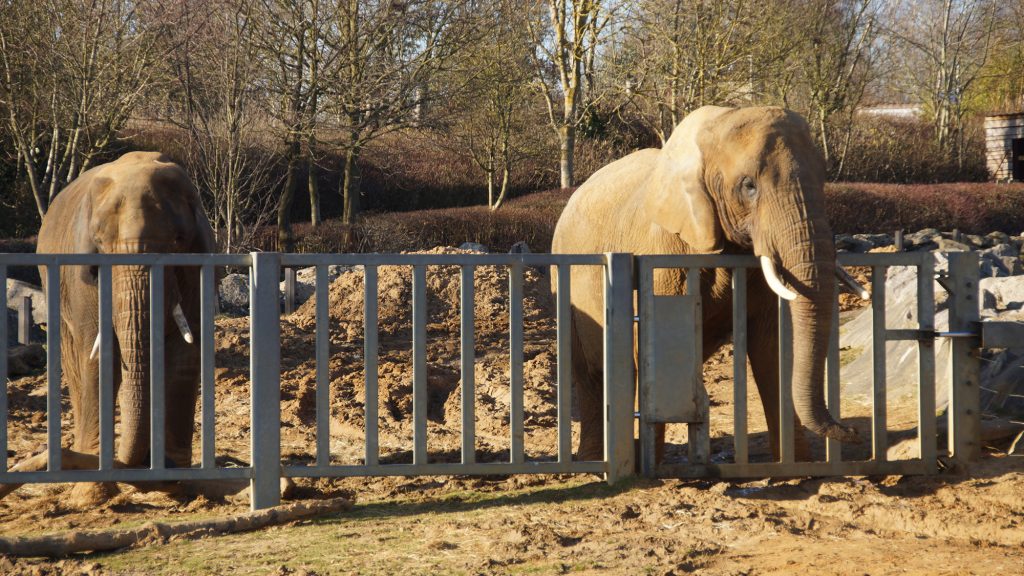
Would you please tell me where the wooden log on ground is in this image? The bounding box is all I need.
[0,496,353,557]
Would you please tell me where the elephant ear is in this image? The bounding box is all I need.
[643,106,732,253]
[71,174,115,285]
[188,184,218,254]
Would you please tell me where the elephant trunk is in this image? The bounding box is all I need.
[113,264,152,466]
[759,192,859,443]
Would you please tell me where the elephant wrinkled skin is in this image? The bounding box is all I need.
[1,151,215,504]
[551,106,860,463]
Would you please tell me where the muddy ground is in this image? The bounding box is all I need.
[1,251,1022,574]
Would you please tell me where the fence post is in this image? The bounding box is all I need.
[284,267,296,314]
[895,230,904,252]
[18,296,31,345]
[947,251,981,464]
[604,253,635,483]
[250,252,282,510]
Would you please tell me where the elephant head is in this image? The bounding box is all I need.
[71,151,216,466]
[645,106,858,443]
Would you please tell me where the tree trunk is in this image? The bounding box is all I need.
[559,123,575,189]
[341,148,361,226]
[277,139,300,252]
[308,159,321,227]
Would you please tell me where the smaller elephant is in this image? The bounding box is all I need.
[552,106,861,463]
[1,152,215,504]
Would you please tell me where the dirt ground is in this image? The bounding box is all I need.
[2,250,1022,574]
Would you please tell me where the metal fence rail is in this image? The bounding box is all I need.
[0,251,636,510]
[0,249,985,510]
[637,252,946,479]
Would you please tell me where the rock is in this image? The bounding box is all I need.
[987,231,1011,246]
[1002,257,1024,276]
[219,274,250,314]
[6,279,47,324]
[906,228,940,248]
[983,243,1019,259]
[936,237,972,252]
[835,234,872,253]
[852,233,893,248]
[980,276,1024,310]
[282,265,359,310]
[509,241,531,254]
[458,242,488,253]
[980,255,1008,278]
[964,234,987,248]
[8,343,46,376]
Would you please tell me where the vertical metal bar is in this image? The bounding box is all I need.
[778,298,795,464]
[200,264,216,469]
[916,255,937,472]
[18,296,30,345]
[412,265,428,466]
[98,265,114,470]
[315,265,330,467]
[0,265,6,472]
[460,265,476,465]
[250,252,282,510]
[826,284,842,464]
[510,261,525,464]
[687,268,709,465]
[284,267,296,314]
[364,266,379,466]
[871,265,887,462]
[947,251,981,463]
[46,263,61,471]
[731,268,748,465]
[603,254,635,483]
[150,264,166,470]
[638,261,657,477]
[556,263,572,464]
[895,229,905,252]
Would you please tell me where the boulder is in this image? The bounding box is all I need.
[980,276,1024,311]
[218,274,250,315]
[936,237,972,252]
[509,241,531,254]
[986,231,1011,246]
[852,233,893,249]
[6,279,46,324]
[834,234,872,253]
[905,228,940,249]
[458,242,488,253]
[8,343,46,377]
[282,265,359,309]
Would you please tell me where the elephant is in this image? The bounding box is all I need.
[551,105,861,463]
[1,151,214,504]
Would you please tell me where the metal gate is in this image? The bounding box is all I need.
[636,251,997,479]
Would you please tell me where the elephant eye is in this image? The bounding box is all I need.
[741,177,758,199]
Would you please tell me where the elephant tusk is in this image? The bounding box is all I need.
[172,303,194,344]
[760,256,798,301]
[89,334,101,360]
[835,266,870,300]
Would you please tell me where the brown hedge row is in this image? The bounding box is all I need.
[265,183,1024,254]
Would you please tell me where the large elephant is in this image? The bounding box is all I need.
[3,151,214,503]
[552,106,860,462]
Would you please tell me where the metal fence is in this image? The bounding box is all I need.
[0,252,635,510]
[636,251,983,479]
[0,250,991,510]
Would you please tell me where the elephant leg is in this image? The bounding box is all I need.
[571,308,605,462]
[163,335,199,468]
[746,296,811,462]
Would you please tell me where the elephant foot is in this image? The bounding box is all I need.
[67,482,120,508]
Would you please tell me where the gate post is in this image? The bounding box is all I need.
[250,252,282,510]
[947,251,981,463]
[604,253,635,483]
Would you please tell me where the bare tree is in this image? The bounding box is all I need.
[889,0,998,162]
[326,0,478,225]
[0,0,171,217]
[527,0,611,188]
[165,0,282,253]
[800,0,879,177]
